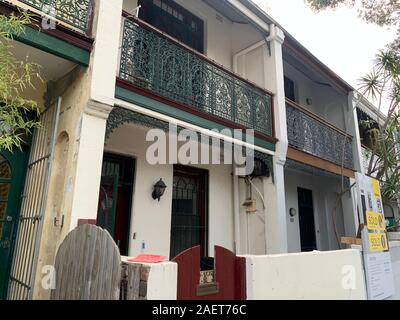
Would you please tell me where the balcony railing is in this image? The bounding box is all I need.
[118,16,274,138]
[7,0,92,34]
[286,99,354,169]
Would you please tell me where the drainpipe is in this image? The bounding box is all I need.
[233,39,266,74]
[233,163,242,254]
[233,23,280,75]
[266,24,277,42]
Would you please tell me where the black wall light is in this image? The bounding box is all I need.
[289,208,297,217]
[152,178,167,201]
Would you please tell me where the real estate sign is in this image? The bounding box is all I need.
[355,173,395,300]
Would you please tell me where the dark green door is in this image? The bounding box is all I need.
[97,153,135,256]
[97,174,119,238]
[0,148,29,299]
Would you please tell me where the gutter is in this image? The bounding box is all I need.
[221,0,270,37]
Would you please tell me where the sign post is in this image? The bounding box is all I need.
[355,173,394,300]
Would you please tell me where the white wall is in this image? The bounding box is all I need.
[285,168,346,253]
[283,61,348,131]
[105,123,235,258]
[388,241,400,300]
[243,249,367,300]
[146,262,178,300]
[238,178,267,255]
[235,45,266,89]
[121,258,177,300]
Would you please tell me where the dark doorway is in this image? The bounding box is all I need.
[97,153,135,255]
[297,187,317,252]
[284,76,296,102]
[170,165,208,260]
[138,0,204,53]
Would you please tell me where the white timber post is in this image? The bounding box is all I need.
[263,24,289,254]
[68,0,123,230]
[347,91,364,175]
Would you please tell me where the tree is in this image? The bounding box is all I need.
[306,0,400,50]
[306,0,400,234]
[358,49,400,203]
[0,12,41,152]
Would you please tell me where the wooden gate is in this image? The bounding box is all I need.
[172,246,246,300]
[51,224,121,300]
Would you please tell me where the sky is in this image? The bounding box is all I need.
[252,0,397,99]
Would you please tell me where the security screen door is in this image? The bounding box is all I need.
[170,165,208,260]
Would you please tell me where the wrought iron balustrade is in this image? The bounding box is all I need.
[286,100,354,169]
[119,16,274,138]
[8,0,92,33]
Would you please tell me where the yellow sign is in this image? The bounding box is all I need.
[368,233,389,252]
[366,211,386,231]
[371,179,381,200]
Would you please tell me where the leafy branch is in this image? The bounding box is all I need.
[0,12,42,151]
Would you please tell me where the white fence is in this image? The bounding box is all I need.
[388,241,400,300]
[242,249,367,300]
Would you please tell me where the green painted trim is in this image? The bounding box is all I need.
[0,145,30,299]
[14,26,90,66]
[115,86,276,152]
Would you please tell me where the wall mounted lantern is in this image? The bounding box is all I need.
[152,178,167,201]
[289,208,297,217]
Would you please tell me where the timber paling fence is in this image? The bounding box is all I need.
[51,224,148,300]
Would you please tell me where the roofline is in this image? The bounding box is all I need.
[237,0,354,93]
[355,93,387,123]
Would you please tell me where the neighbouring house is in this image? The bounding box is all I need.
[355,95,400,227]
[0,0,393,300]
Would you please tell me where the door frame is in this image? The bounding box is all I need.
[297,187,318,252]
[171,164,209,258]
[98,152,136,256]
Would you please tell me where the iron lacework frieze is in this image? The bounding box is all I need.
[13,0,92,33]
[286,103,354,169]
[119,18,273,137]
[106,107,274,179]
[106,106,170,141]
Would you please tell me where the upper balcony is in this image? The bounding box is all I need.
[116,0,277,146]
[2,0,93,35]
[282,38,356,171]
[286,98,354,170]
[117,15,274,139]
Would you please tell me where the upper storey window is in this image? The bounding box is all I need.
[284,76,296,102]
[153,0,184,21]
[139,0,205,53]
